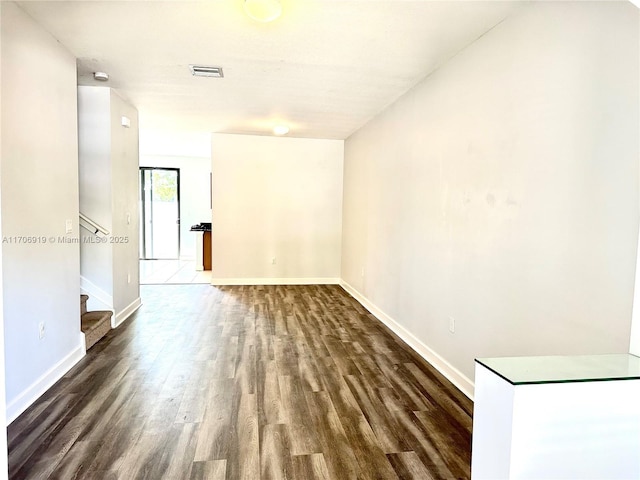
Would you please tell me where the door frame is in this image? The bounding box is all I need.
[139,167,181,259]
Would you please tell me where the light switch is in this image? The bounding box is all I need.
[65,219,73,234]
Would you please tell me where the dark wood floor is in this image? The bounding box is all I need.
[8,284,473,480]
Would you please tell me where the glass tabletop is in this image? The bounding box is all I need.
[475,353,640,385]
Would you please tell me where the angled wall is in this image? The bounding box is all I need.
[342,2,639,395]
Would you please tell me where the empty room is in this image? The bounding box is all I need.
[1,0,639,479]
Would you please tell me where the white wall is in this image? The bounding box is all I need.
[78,86,141,324]
[1,2,84,421]
[109,90,140,318]
[139,155,212,259]
[140,131,211,158]
[342,1,639,395]
[630,231,640,356]
[0,7,9,471]
[78,87,113,300]
[211,134,343,283]
[0,231,6,475]
[630,11,640,358]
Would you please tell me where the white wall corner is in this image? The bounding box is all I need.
[340,280,475,400]
[80,275,114,311]
[6,340,85,425]
[211,277,341,286]
[113,297,142,328]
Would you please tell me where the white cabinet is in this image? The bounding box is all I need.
[471,354,640,479]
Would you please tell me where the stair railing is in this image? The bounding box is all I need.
[79,213,110,236]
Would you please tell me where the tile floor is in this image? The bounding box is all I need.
[139,259,212,284]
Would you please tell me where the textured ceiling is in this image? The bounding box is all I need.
[19,1,522,140]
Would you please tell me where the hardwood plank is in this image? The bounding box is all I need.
[260,423,294,480]
[304,390,360,480]
[114,422,198,478]
[387,451,437,480]
[8,394,81,477]
[405,362,473,429]
[279,374,322,455]
[414,410,471,479]
[193,379,235,461]
[295,339,324,393]
[375,360,433,412]
[160,423,201,479]
[343,374,411,454]
[318,366,364,419]
[273,336,299,377]
[114,432,167,479]
[338,414,399,480]
[82,412,147,473]
[350,353,391,389]
[189,460,226,480]
[292,453,331,480]
[175,363,213,424]
[321,335,360,376]
[225,392,260,480]
[234,338,256,396]
[8,284,473,480]
[256,359,285,427]
[388,408,458,479]
[8,405,85,480]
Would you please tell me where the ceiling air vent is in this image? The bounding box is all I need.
[189,65,224,78]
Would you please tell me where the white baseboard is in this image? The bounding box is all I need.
[340,280,475,400]
[211,277,341,286]
[80,275,113,311]
[113,297,142,328]
[6,336,86,425]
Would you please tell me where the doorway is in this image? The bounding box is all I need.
[139,167,180,259]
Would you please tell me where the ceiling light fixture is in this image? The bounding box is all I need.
[273,125,289,136]
[243,0,282,22]
[189,65,224,78]
[93,71,109,81]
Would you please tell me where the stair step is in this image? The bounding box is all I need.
[81,310,112,350]
[80,294,89,315]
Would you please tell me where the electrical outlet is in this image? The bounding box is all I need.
[127,273,131,284]
[65,219,73,234]
[271,257,276,265]
[38,321,45,339]
[448,317,455,334]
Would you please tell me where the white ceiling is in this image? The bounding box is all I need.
[19,1,522,140]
